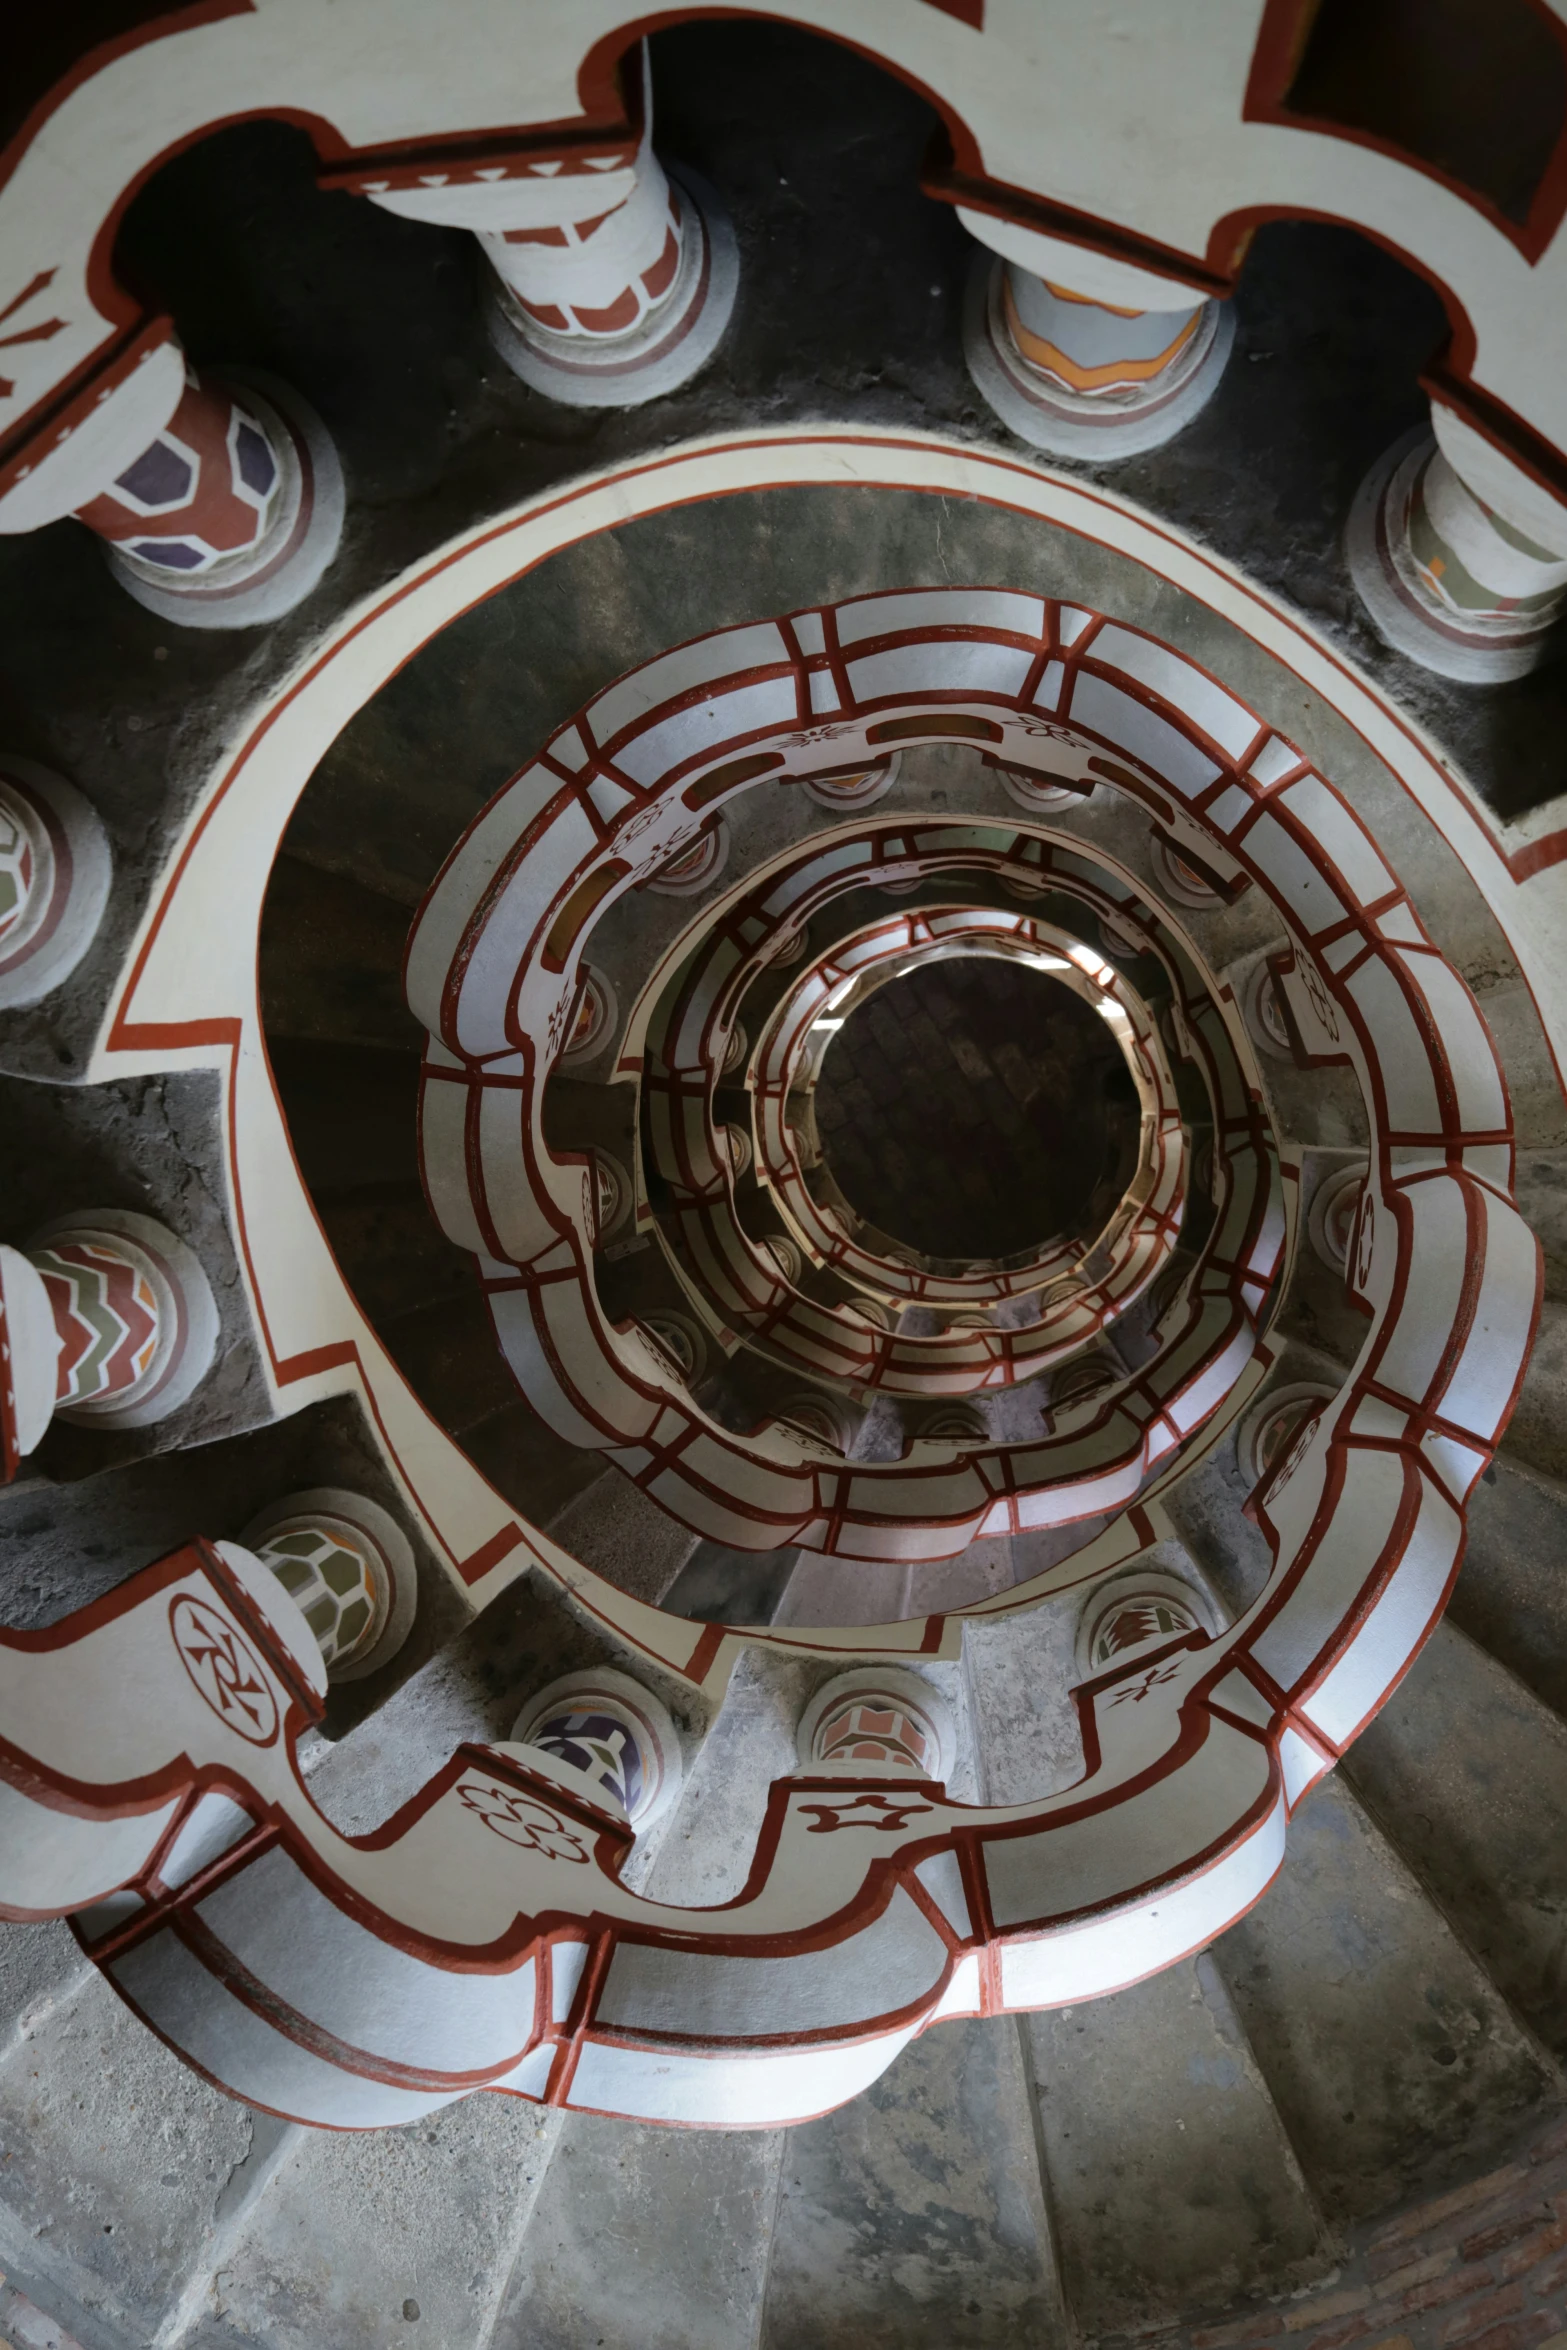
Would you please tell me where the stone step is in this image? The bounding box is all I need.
[1343,1618,1567,2062]
[265,1037,422,1196]
[259,853,425,1056]
[171,2093,558,2350]
[1515,1146,1567,1303]
[492,2108,779,2350]
[312,1178,477,1330]
[0,1960,267,2346]
[1027,1952,1330,2335]
[1447,1456,1567,1722]
[1209,1773,1557,2226]
[758,2016,1067,2350]
[546,1464,703,1611]
[1502,1294,1567,1489]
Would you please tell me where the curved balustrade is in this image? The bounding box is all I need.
[642,889,1184,1399]
[0,544,1533,2136]
[411,596,1306,1560]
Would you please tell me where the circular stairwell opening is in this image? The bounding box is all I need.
[811,953,1142,1264]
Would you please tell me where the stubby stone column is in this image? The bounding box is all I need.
[1348,405,1567,681]
[71,364,344,628]
[356,49,737,409]
[1075,1572,1213,1679]
[0,348,343,629]
[512,1668,683,1827]
[0,1209,219,1476]
[1236,1380,1337,1507]
[241,1487,418,1682]
[796,1667,956,1781]
[962,218,1234,457]
[0,756,111,1008]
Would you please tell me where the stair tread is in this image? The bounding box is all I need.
[1027,1953,1330,2333]
[1211,1774,1556,2224]
[759,2016,1066,2349]
[1449,1458,1567,1721]
[1345,1617,1567,2057]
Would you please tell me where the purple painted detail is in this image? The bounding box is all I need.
[234,419,277,499]
[529,1708,644,1815]
[130,539,206,570]
[115,438,195,510]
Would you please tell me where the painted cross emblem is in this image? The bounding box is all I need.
[1106,1661,1185,1708]
[169,1597,278,1745]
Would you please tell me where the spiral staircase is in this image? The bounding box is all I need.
[3,14,1567,2350]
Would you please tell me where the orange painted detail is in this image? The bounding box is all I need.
[1003,279,1200,392]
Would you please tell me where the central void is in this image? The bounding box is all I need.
[812,957,1141,1263]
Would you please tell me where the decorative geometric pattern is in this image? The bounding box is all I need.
[0,783,36,946]
[1003,272,1201,398]
[32,1235,159,1406]
[1090,1594,1200,1669]
[75,374,281,577]
[526,1707,644,1817]
[168,1596,278,1745]
[813,1696,933,1775]
[254,1519,384,1670]
[457,1779,590,1862]
[494,164,682,341]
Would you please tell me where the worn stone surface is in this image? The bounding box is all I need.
[1449,1460,1567,1724]
[1028,1955,1330,2334]
[760,2016,1064,2348]
[963,1588,1092,1804]
[1211,1776,1556,2225]
[189,2093,558,2350]
[494,2109,780,2350]
[663,1538,801,1623]
[0,1920,86,2051]
[0,1969,256,2341]
[1503,1299,1567,1488]
[547,1470,701,1611]
[1344,1622,1567,2058]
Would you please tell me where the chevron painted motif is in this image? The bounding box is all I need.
[33,1238,159,1405]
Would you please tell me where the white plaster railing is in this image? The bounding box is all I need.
[410,596,1295,1560]
[641,885,1184,1396]
[3,467,1535,2136]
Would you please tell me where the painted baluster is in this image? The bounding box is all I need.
[0,1210,218,1476]
[356,46,737,409]
[1349,406,1567,681]
[70,363,343,628]
[240,1487,417,1682]
[797,1667,955,1781]
[511,1668,682,1826]
[962,220,1234,457]
[0,757,111,1007]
